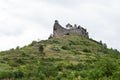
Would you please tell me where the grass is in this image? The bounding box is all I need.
[0,34,119,80]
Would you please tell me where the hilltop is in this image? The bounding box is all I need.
[0,34,120,80]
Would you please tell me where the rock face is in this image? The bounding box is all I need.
[53,20,89,38]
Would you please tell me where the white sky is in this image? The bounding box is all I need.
[0,0,120,51]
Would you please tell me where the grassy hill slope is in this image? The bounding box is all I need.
[0,34,120,80]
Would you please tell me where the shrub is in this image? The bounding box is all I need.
[0,71,13,79]
[96,58,118,77]
[69,40,78,45]
[72,50,80,55]
[9,63,19,67]
[52,47,60,52]
[81,41,90,46]
[14,70,24,78]
[53,40,61,44]
[66,33,70,35]
[88,69,103,80]
[38,71,46,80]
[16,46,20,50]
[15,58,24,64]
[30,41,38,46]
[113,71,120,80]
[48,34,53,39]
[83,48,91,53]
[21,53,29,57]
[61,45,70,50]
[79,71,88,78]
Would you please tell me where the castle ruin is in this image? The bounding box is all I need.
[53,20,89,38]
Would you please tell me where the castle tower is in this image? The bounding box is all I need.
[53,20,68,37]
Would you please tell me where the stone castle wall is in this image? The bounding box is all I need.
[53,20,89,38]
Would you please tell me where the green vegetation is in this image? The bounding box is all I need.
[0,34,120,80]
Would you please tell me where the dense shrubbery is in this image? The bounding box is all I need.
[0,54,120,80]
[1,56,117,80]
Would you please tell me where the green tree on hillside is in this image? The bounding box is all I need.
[38,44,45,57]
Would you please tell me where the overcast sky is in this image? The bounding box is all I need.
[0,0,120,51]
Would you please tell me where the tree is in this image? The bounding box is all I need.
[103,43,107,48]
[30,41,37,46]
[99,40,102,45]
[48,34,53,39]
[16,46,20,50]
[38,44,45,57]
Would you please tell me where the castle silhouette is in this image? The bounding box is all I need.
[53,20,89,38]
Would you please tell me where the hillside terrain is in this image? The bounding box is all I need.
[0,34,120,80]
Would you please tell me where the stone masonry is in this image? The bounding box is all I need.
[53,20,89,38]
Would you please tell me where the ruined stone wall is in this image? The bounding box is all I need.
[53,20,69,37]
[53,20,89,38]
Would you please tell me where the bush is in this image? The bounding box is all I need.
[48,34,53,39]
[30,41,38,46]
[9,63,20,67]
[66,33,70,35]
[0,71,13,79]
[14,70,24,78]
[61,46,70,50]
[69,40,78,45]
[88,69,103,80]
[21,52,29,57]
[53,40,61,44]
[79,71,88,78]
[72,50,80,55]
[15,58,24,64]
[95,58,118,77]
[83,48,91,53]
[16,46,20,50]
[52,47,60,52]
[38,71,46,80]
[113,71,120,80]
